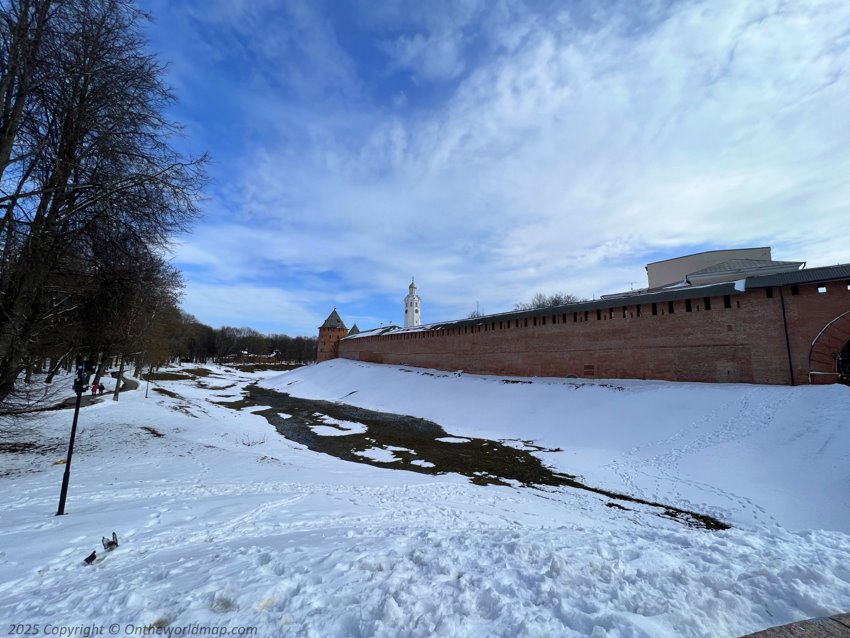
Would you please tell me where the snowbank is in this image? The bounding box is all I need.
[0,363,847,637]
[263,360,850,533]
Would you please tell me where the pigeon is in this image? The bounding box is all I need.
[83,550,96,565]
[101,532,118,551]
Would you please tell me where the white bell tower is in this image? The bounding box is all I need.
[404,278,421,327]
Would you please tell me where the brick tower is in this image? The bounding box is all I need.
[317,308,349,363]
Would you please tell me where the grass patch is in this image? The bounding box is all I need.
[144,372,194,381]
[210,398,253,411]
[182,367,215,377]
[141,426,164,438]
[153,387,181,399]
[234,363,305,373]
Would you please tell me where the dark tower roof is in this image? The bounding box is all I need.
[349,323,360,335]
[320,308,347,330]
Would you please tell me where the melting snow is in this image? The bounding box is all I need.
[0,359,848,638]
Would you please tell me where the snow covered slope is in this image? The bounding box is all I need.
[0,363,847,637]
[266,359,850,533]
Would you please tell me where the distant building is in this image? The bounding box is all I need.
[644,247,803,288]
[404,278,422,327]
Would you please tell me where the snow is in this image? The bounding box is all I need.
[1,361,848,637]
[311,415,368,437]
[356,446,412,463]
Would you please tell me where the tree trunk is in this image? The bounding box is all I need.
[45,349,73,384]
[112,355,124,401]
[92,357,108,386]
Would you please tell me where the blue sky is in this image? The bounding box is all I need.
[139,0,850,337]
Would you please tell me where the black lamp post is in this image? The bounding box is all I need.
[57,361,93,516]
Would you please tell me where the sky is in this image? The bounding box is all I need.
[138,0,850,337]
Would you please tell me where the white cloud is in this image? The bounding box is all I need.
[382,31,466,82]
[160,0,850,332]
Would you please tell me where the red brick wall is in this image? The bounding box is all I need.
[337,282,850,384]
[783,282,850,384]
[317,327,349,363]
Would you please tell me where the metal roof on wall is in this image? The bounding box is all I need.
[342,263,850,339]
[744,264,850,288]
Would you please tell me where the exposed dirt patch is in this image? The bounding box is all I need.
[153,387,181,399]
[219,384,730,531]
[233,363,305,373]
[196,381,237,391]
[141,426,164,438]
[182,368,215,377]
[144,372,195,381]
[0,442,40,453]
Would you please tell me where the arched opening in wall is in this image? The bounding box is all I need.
[808,310,850,384]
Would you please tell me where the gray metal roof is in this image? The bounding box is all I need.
[320,308,347,330]
[687,259,802,277]
[339,263,850,340]
[746,264,850,288]
[344,281,741,338]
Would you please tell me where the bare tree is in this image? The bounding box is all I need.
[514,292,585,311]
[0,0,206,406]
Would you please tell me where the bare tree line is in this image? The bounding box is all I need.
[0,0,206,411]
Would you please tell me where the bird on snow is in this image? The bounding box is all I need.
[101,532,118,551]
[83,550,96,565]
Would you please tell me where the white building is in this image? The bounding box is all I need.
[403,279,421,327]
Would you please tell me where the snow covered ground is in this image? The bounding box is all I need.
[1,360,848,637]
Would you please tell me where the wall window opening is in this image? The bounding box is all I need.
[818,286,827,294]
[668,301,675,314]
[791,286,800,296]
[685,299,692,312]
[723,295,732,308]
[766,288,774,299]
[651,303,658,316]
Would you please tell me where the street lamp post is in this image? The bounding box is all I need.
[57,361,93,516]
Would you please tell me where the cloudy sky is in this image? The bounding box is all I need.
[139,0,850,337]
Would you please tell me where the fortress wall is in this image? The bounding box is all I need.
[337,281,850,384]
[783,281,850,384]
